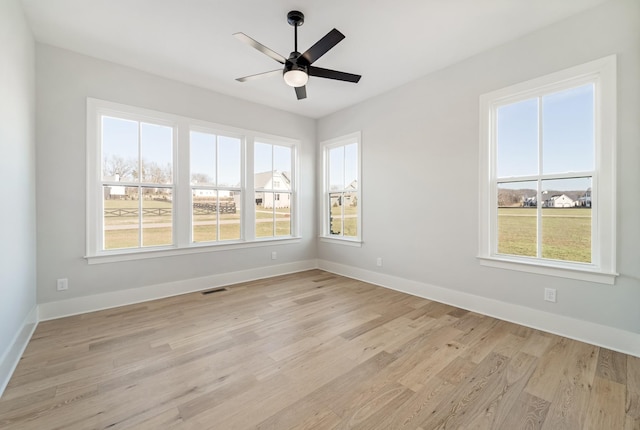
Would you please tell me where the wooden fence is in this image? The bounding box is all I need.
[105,202,236,217]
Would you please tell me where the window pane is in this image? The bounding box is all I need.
[343,191,358,237]
[497,181,537,257]
[255,143,273,191]
[329,146,344,191]
[496,98,539,178]
[102,116,138,182]
[142,188,172,247]
[104,186,139,250]
[344,143,358,189]
[190,131,216,186]
[541,177,592,263]
[219,136,241,187]
[256,192,274,238]
[542,84,594,174]
[192,189,217,242]
[273,145,291,175]
[254,142,272,176]
[140,123,173,184]
[329,193,343,235]
[275,198,291,237]
[219,192,241,240]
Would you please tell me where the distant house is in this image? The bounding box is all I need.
[104,174,126,199]
[255,170,291,209]
[544,194,574,208]
[577,188,592,207]
[522,196,537,207]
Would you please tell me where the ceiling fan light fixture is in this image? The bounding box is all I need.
[283,69,308,87]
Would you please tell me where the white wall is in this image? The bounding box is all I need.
[0,0,38,393]
[35,44,316,309]
[317,0,640,335]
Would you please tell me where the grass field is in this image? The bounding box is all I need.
[498,207,591,263]
[104,199,290,249]
[330,205,358,237]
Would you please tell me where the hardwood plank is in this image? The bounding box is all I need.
[596,347,628,385]
[540,340,598,430]
[525,336,573,401]
[364,377,456,430]
[497,391,550,430]
[627,356,640,420]
[419,352,510,428]
[585,376,626,430]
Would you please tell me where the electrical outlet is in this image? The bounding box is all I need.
[271,251,277,260]
[544,288,556,303]
[376,257,383,267]
[57,278,68,291]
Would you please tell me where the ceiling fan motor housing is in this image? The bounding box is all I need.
[287,11,304,27]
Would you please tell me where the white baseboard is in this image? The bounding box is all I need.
[318,259,640,358]
[39,259,318,321]
[0,305,38,397]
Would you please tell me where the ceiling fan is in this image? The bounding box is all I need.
[234,10,361,100]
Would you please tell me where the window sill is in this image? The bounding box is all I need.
[319,236,362,247]
[85,237,302,265]
[477,255,617,285]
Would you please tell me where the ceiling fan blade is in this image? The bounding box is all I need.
[233,32,286,64]
[295,86,307,100]
[236,69,282,82]
[308,66,361,83]
[301,28,345,65]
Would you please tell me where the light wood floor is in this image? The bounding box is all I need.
[0,270,638,429]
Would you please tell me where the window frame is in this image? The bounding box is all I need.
[320,132,362,245]
[253,138,297,240]
[86,98,300,264]
[188,125,245,245]
[478,56,617,284]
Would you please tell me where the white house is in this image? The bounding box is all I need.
[545,194,574,208]
[104,174,125,199]
[254,170,291,209]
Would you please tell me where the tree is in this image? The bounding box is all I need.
[141,160,172,184]
[103,155,135,180]
[191,172,213,184]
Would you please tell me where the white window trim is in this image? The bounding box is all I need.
[320,131,362,244]
[86,98,300,264]
[253,136,299,240]
[478,56,617,285]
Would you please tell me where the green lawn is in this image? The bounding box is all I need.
[330,205,358,237]
[498,207,591,263]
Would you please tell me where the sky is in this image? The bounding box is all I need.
[102,119,296,187]
[496,82,594,192]
[329,142,358,191]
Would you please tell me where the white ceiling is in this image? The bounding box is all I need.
[21,0,607,119]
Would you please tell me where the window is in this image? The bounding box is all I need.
[478,56,617,284]
[87,99,299,263]
[190,130,242,243]
[254,141,295,239]
[101,116,175,250]
[321,132,361,243]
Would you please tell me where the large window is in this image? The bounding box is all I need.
[101,116,174,250]
[87,99,298,263]
[478,56,616,284]
[190,130,242,243]
[321,132,361,242]
[254,141,294,239]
